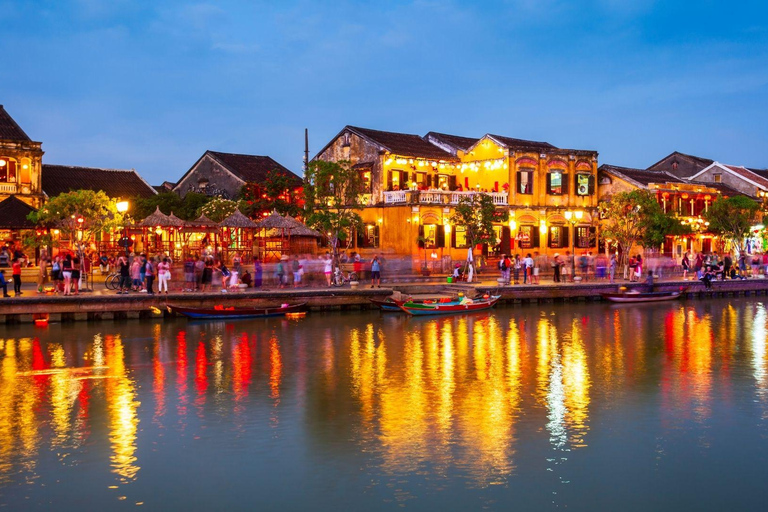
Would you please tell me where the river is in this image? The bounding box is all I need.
[1,298,767,511]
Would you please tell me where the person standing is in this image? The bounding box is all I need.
[513,254,521,284]
[681,252,690,280]
[131,256,142,291]
[184,256,195,292]
[523,253,534,284]
[117,255,131,294]
[201,258,213,292]
[158,257,170,294]
[11,258,22,296]
[498,254,508,283]
[370,255,381,288]
[145,257,156,295]
[194,256,205,291]
[723,253,732,280]
[292,254,302,288]
[253,257,263,288]
[62,255,73,295]
[37,255,49,293]
[323,253,333,287]
[609,252,617,284]
[0,269,10,297]
[71,257,81,295]
[552,253,561,283]
[562,251,572,282]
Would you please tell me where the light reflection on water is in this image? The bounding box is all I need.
[1,299,768,510]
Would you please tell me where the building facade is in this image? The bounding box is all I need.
[314,126,599,269]
[0,105,44,208]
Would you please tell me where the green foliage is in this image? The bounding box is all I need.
[28,190,126,250]
[303,160,365,255]
[450,194,507,257]
[133,192,212,221]
[704,195,761,251]
[198,197,244,222]
[240,170,303,218]
[600,190,684,262]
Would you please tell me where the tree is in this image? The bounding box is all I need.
[240,170,303,219]
[600,190,684,264]
[198,197,243,222]
[704,195,761,253]
[303,160,365,259]
[133,192,212,221]
[450,194,507,262]
[28,190,127,257]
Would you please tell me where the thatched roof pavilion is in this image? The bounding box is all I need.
[253,211,321,261]
[187,214,219,229]
[220,210,258,228]
[167,212,187,227]
[138,206,172,227]
[253,211,321,237]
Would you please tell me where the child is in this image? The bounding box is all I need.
[11,258,22,296]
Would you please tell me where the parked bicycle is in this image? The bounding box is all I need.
[104,272,121,290]
[332,267,358,287]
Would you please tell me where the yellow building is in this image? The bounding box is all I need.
[314,126,599,270]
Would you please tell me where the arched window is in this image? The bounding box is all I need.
[0,157,17,183]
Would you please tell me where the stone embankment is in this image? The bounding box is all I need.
[0,278,766,324]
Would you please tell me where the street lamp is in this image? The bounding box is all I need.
[564,210,583,281]
[116,200,130,256]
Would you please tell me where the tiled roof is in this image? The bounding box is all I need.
[693,181,754,199]
[42,165,157,199]
[746,167,768,181]
[487,134,556,151]
[425,132,480,152]
[723,165,768,189]
[600,164,684,187]
[347,126,456,160]
[0,105,31,141]
[0,195,36,228]
[648,151,714,170]
[208,151,302,184]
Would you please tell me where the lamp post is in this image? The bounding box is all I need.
[116,200,130,257]
[564,210,583,281]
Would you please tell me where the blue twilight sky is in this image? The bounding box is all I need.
[2,0,767,184]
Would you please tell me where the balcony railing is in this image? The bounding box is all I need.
[383,190,508,206]
[0,183,17,194]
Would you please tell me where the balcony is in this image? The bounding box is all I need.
[383,190,508,206]
[0,183,17,194]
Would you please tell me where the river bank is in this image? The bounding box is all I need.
[1,275,767,324]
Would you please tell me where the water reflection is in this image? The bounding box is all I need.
[1,299,768,509]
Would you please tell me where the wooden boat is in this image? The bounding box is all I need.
[369,297,451,312]
[601,290,683,303]
[398,295,501,316]
[169,302,307,320]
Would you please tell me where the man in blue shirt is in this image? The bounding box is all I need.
[0,269,11,297]
[370,255,381,288]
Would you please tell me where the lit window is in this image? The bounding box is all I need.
[713,174,722,183]
[576,173,593,196]
[548,171,568,195]
[0,157,17,183]
[517,169,533,195]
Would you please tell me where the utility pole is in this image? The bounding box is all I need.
[303,128,309,175]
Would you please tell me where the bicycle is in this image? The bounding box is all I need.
[104,272,121,290]
[331,267,358,287]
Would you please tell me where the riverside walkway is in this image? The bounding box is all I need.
[1,271,767,324]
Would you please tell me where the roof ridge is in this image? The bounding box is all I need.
[44,163,137,173]
[208,150,273,159]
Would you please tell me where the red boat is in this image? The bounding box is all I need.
[398,295,501,315]
[169,302,307,320]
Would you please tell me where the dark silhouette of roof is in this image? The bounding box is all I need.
[0,195,36,228]
[425,132,481,152]
[0,105,31,141]
[647,151,714,170]
[486,134,556,151]
[600,164,684,187]
[43,165,157,199]
[208,151,302,184]
[346,126,456,160]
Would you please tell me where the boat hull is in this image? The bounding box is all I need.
[399,296,500,315]
[169,303,307,320]
[601,292,681,303]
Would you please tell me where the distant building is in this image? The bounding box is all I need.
[42,165,157,200]
[0,105,44,208]
[314,125,599,267]
[688,162,768,200]
[173,150,302,200]
[648,151,714,179]
[598,164,746,256]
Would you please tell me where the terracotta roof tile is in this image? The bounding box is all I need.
[425,132,480,152]
[600,164,684,187]
[0,195,36,228]
[487,134,557,151]
[347,126,456,161]
[208,151,302,184]
[0,105,31,142]
[43,165,157,199]
[724,165,768,189]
